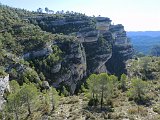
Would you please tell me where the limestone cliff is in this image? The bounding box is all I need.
[106,24,134,76]
[52,40,87,94]
[25,16,133,93]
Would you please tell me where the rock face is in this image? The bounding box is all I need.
[25,16,133,93]
[83,36,112,74]
[7,62,41,85]
[0,74,9,110]
[23,43,53,59]
[53,41,87,94]
[0,74,9,96]
[106,24,133,76]
[51,63,61,73]
[96,17,112,32]
[42,81,50,89]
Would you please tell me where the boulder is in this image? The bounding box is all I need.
[51,63,61,73]
[42,81,50,89]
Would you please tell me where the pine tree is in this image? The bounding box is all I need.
[5,81,21,120]
[9,80,20,93]
[50,87,59,111]
[19,83,38,116]
[120,74,127,92]
[86,73,117,109]
[129,78,148,103]
[6,93,21,120]
[86,74,99,99]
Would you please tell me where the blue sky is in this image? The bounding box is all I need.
[1,0,160,31]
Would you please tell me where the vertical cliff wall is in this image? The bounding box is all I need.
[106,24,134,77]
[52,41,87,94]
[25,16,133,93]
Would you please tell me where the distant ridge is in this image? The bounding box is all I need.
[127,31,160,54]
[127,31,160,37]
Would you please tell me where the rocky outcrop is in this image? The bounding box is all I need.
[106,25,134,77]
[78,18,132,76]
[52,41,87,94]
[42,81,50,89]
[0,74,9,110]
[0,74,9,96]
[7,62,41,85]
[51,63,61,73]
[96,17,112,32]
[23,43,53,59]
[83,37,112,74]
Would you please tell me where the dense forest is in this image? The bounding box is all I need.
[0,4,160,120]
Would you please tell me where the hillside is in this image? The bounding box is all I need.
[0,4,160,120]
[0,4,133,93]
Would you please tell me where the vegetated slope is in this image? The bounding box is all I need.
[0,4,133,94]
[0,4,160,120]
[126,56,160,80]
[23,92,160,120]
[127,31,160,55]
[51,84,160,120]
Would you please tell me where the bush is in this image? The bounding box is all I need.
[128,106,148,116]
[138,107,148,116]
[108,113,119,119]
[155,85,160,91]
[153,105,160,114]
[153,115,160,120]
[128,78,149,104]
[128,107,138,115]
[0,112,2,120]
[88,98,98,107]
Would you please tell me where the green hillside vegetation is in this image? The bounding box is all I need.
[0,4,77,55]
[0,4,160,120]
[126,56,160,80]
[3,80,59,120]
[3,68,160,119]
[0,4,77,85]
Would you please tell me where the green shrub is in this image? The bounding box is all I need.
[128,107,138,114]
[0,112,2,120]
[153,105,160,114]
[88,98,98,107]
[128,78,149,104]
[108,113,119,119]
